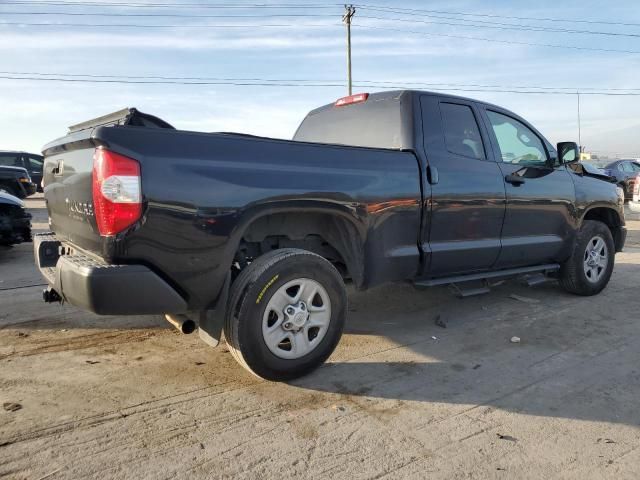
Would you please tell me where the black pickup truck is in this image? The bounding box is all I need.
[35,91,626,380]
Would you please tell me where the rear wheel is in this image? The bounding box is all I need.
[224,248,346,381]
[559,220,615,296]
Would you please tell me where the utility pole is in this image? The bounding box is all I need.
[343,4,356,95]
[577,91,582,152]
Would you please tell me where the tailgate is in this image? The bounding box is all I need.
[43,133,102,254]
[42,108,174,256]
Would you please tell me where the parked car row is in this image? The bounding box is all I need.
[0,150,44,200]
[0,190,32,247]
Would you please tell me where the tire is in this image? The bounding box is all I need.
[224,248,347,381]
[559,220,615,296]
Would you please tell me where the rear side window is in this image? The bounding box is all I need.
[621,162,635,173]
[439,103,485,159]
[27,156,44,172]
[486,111,547,167]
[0,153,22,167]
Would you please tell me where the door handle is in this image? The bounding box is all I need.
[505,174,525,186]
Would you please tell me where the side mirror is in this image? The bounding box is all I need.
[557,142,579,164]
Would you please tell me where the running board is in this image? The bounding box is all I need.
[414,264,560,288]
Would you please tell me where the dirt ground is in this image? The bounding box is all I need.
[1,195,640,479]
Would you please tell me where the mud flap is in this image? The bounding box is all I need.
[198,271,231,348]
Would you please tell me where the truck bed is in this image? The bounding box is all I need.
[41,114,423,311]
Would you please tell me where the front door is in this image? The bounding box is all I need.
[481,108,576,268]
[420,96,506,276]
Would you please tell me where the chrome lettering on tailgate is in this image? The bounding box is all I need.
[65,197,94,221]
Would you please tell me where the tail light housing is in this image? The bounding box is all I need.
[634,174,640,196]
[92,147,141,236]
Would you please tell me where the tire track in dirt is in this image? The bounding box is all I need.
[0,329,164,360]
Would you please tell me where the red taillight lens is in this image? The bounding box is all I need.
[634,174,640,195]
[335,93,369,107]
[92,147,141,236]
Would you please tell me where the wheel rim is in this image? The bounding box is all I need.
[261,278,332,360]
[583,235,608,284]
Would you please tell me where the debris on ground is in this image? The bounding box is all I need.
[431,336,438,341]
[16,332,29,338]
[85,360,100,365]
[195,362,205,366]
[3,402,22,412]
[497,433,517,442]
[509,294,540,304]
[597,438,616,444]
[510,336,521,344]
[473,364,482,370]
[434,314,447,328]
[331,405,346,412]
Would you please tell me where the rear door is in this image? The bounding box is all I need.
[419,95,506,276]
[480,108,576,268]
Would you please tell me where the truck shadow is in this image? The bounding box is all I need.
[290,261,640,426]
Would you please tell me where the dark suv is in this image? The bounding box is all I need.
[0,151,45,192]
[604,159,640,200]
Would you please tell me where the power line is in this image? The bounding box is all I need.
[356,4,640,28]
[4,70,640,92]
[5,8,637,38]
[0,21,337,27]
[358,13,640,39]
[2,73,640,95]
[1,1,339,6]
[4,7,639,38]
[0,11,337,17]
[357,25,640,55]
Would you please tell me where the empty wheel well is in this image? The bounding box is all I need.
[233,212,364,287]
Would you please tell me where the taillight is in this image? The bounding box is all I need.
[335,93,369,107]
[92,147,141,236]
[634,174,640,196]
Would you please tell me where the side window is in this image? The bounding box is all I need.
[439,103,485,160]
[632,163,640,172]
[0,153,22,167]
[486,111,548,167]
[621,162,634,173]
[27,156,44,172]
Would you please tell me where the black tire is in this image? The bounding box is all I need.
[559,220,615,296]
[224,248,347,381]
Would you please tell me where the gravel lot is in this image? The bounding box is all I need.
[1,195,640,479]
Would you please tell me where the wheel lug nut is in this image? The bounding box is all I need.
[286,307,294,315]
[284,322,292,329]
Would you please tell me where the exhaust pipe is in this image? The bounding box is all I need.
[164,314,196,334]
[42,287,62,303]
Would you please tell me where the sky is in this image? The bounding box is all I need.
[1,0,640,158]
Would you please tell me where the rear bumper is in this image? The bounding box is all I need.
[34,232,188,315]
[23,182,37,197]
